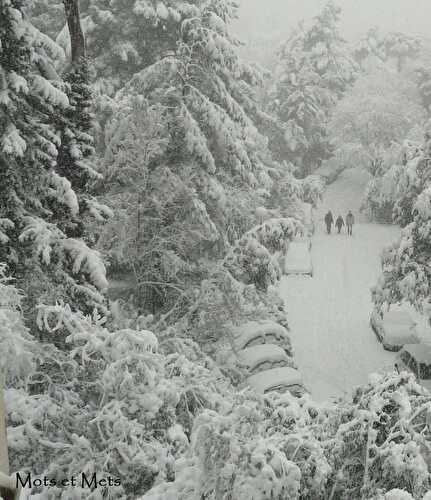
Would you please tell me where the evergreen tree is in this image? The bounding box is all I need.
[373,122,431,320]
[329,68,425,178]
[267,1,358,175]
[0,0,107,320]
[55,0,106,239]
[94,0,282,314]
[353,28,422,74]
[353,27,386,68]
[383,31,422,73]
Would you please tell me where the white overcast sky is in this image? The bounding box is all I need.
[235,0,431,42]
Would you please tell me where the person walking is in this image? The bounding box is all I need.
[324,210,334,234]
[335,215,344,234]
[346,210,355,236]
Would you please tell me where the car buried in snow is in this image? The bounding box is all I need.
[370,304,420,351]
[232,320,292,356]
[395,344,431,392]
[230,344,295,375]
[284,237,313,276]
[246,366,307,397]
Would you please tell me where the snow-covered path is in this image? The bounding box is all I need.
[279,168,400,402]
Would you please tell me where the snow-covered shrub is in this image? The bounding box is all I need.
[224,218,301,290]
[363,140,423,224]
[5,299,234,498]
[372,125,431,317]
[267,165,304,214]
[221,186,268,244]
[247,218,302,253]
[324,372,431,499]
[142,390,327,500]
[224,235,280,290]
[181,268,290,364]
[301,175,325,207]
[7,273,431,500]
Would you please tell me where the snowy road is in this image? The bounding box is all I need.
[279,168,400,402]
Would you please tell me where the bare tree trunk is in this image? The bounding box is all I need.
[63,0,86,63]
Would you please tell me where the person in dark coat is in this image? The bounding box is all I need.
[346,210,355,236]
[335,215,344,233]
[324,210,334,234]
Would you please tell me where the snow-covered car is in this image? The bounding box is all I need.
[231,344,293,375]
[293,202,315,237]
[395,344,431,392]
[284,238,313,276]
[246,367,306,397]
[233,320,292,355]
[370,305,420,351]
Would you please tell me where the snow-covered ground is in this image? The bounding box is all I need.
[279,168,401,402]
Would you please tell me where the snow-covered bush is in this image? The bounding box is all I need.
[182,267,290,361]
[362,139,423,223]
[6,268,431,500]
[141,390,326,500]
[301,175,325,207]
[224,218,301,290]
[5,298,234,498]
[372,125,431,316]
[324,372,431,499]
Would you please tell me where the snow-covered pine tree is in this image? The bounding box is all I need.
[92,0,284,314]
[54,0,106,239]
[80,0,272,186]
[0,0,107,322]
[267,1,358,175]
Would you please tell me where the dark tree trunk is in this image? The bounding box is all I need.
[63,0,86,63]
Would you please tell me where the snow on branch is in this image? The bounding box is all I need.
[61,239,108,291]
[0,219,14,244]
[19,216,64,265]
[50,172,79,216]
